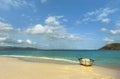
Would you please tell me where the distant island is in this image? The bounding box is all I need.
[100,43,120,50]
[0,46,38,50]
[0,43,120,50]
[0,46,81,51]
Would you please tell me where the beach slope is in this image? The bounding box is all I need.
[0,57,119,79]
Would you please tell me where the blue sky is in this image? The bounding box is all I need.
[0,0,120,49]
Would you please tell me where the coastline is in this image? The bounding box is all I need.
[1,55,120,70]
[0,56,120,79]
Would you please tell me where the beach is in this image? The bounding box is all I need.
[0,57,119,79]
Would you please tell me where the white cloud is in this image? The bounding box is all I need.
[0,21,13,30]
[16,39,36,48]
[0,21,15,38]
[68,35,75,39]
[45,16,60,26]
[0,21,37,47]
[103,37,114,43]
[109,21,120,35]
[101,28,107,32]
[0,0,27,10]
[0,37,36,47]
[17,39,23,44]
[101,18,110,23]
[25,24,53,34]
[0,17,6,21]
[41,0,47,4]
[67,35,80,40]
[26,39,32,44]
[97,8,117,19]
[0,37,7,42]
[0,16,91,49]
[86,11,97,16]
[0,0,37,12]
[25,16,79,41]
[79,8,117,24]
[102,21,120,44]
[0,37,16,46]
[0,21,22,40]
[97,8,117,23]
[0,21,26,46]
[25,39,36,45]
[110,29,120,34]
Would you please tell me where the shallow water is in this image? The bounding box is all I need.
[0,50,120,70]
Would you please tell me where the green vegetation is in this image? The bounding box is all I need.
[100,43,120,50]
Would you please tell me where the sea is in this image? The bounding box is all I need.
[0,50,120,70]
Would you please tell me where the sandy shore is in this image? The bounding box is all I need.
[0,57,119,79]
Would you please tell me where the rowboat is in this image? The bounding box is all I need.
[78,58,94,66]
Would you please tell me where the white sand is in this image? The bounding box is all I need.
[0,57,119,79]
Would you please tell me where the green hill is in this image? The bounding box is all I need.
[100,43,120,50]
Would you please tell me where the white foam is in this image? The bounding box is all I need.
[0,55,78,64]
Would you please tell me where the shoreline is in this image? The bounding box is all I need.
[1,55,120,71]
[0,56,120,79]
[0,55,78,64]
[16,57,120,71]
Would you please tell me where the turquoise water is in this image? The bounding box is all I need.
[0,50,120,69]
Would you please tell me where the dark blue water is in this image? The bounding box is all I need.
[0,50,120,69]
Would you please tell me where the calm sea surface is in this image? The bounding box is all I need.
[0,50,120,69]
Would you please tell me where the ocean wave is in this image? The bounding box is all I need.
[0,55,79,64]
